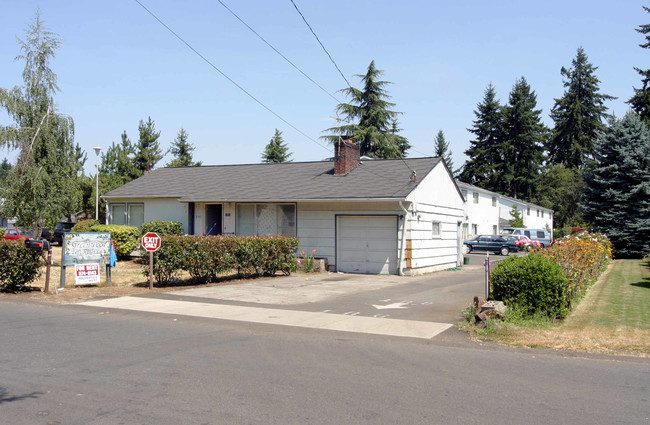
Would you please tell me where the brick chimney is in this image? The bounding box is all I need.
[334,140,360,175]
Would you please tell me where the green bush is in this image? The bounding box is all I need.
[143,235,298,285]
[491,253,569,319]
[71,219,99,232]
[0,240,41,292]
[141,221,183,236]
[90,224,141,258]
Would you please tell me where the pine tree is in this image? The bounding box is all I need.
[322,61,410,158]
[500,77,547,200]
[582,113,650,258]
[548,47,614,168]
[134,116,163,174]
[433,130,454,171]
[628,5,650,126]
[458,84,505,188]
[261,129,292,163]
[168,128,201,167]
[0,13,83,235]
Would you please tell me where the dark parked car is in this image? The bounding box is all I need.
[51,221,75,245]
[463,235,519,256]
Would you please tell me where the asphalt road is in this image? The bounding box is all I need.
[1,299,648,425]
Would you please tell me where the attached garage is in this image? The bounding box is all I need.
[336,215,399,275]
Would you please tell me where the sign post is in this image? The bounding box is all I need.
[141,232,161,289]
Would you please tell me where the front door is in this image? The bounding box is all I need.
[205,204,222,235]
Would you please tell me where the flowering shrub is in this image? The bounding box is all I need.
[539,231,612,303]
[143,235,298,284]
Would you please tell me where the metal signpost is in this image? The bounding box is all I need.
[141,232,161,289]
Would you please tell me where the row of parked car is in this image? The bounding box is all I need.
[463,228,552,256]
[2,222,75,246]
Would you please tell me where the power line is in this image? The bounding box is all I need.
[216,0,341,104]
[133,0,330,153]
[289,0,353,91]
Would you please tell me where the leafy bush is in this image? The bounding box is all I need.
[143,235,298,285]
[491,253,569,319]
[0,228,5,238]
[89,224,141,258]
[141,221,183,236]
[0,240,41,292]
[71,219,99,232]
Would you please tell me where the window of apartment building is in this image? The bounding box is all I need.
[493,225,497,234]
[236,203,296,236]
[541,210,544,218]
[109,203,144,227]
[527,207,530,216]
[473,192,479,204]
[492,196,497,207]
[537,209,540,217]
[432,221,441,238]
[471,224,478,235]
[461,189,468,200]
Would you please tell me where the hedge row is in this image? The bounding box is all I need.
[491,232,612,318]
[142,235,299,284]
[0,240,41,292]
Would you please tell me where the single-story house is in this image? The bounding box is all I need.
[103,141,465,275]
[456,181,554,239]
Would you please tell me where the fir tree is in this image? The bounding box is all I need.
[500,77,547,200]
[168,128,201,167]
[433,130,454,171]
[322,61,410,158]
[0,158,13,185]
[261,129,292,163]
[582,113,650,258]
[134,116,163,174]
[537,164,586,229]
[508,205,524,228]
[628,4,650,126]
[548,47,614,168]
[458,84,505,188]
[0,13,83,235]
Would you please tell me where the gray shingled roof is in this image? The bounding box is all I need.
[103,157,441,202]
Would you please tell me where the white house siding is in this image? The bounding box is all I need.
[404,164,465,275]
[297,201,403,273]
[498,197,553,232]
[462,189,500,237]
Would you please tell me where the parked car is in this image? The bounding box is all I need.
[463,235,519,256]
[51,221,75,246]
[2,227,33,241]
[500,227,552,247]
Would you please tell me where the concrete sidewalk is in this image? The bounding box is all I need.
[79,266,485,340]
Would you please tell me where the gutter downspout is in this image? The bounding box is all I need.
[398,200,409,276]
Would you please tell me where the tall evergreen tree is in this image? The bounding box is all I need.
[582,113,650,258]
[0,158,13,185]
[628,4,650,126]
[458,84,505,188]
[0,13,83,236]
[548,47,614,168]
[500,77,547,200]
[168,127,201,167]
[134,116,163,174]
[537,164,586,229]
[261,129,292,163]
[433,130,454,171]
[322,61,410,158]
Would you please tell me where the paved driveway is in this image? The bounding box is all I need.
[81,262,490,340]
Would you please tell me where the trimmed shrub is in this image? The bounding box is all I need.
[0,240,41,292]
[0,228,5,239]
[89,224,141,258]
[71,219,99,232]
[491,253,569,319]
[141,221,183,236]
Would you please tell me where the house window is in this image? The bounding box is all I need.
[432,221,441,238]
[109,202,144,227]
[473,193,479,204]
[471,224,478,235]
[236,203,296,236]
[537,209,540,217]
[493,225,497,234]
[492,196,497,207]
[541,210,544,218]
[527,207,530,216]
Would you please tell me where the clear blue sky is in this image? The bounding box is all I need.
[1,1,646,175]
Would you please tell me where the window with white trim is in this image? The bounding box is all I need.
[493,225,497,234]
[432,221,441,238]
[109,202,144,227]
[236,203,296,236]
[473,192,479,204]
[492,196,497,207]
[471,224,478,235]
[527,207,530,216]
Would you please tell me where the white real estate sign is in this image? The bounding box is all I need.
[74,263,100,285]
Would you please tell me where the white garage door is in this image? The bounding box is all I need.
[337,216,398,275]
